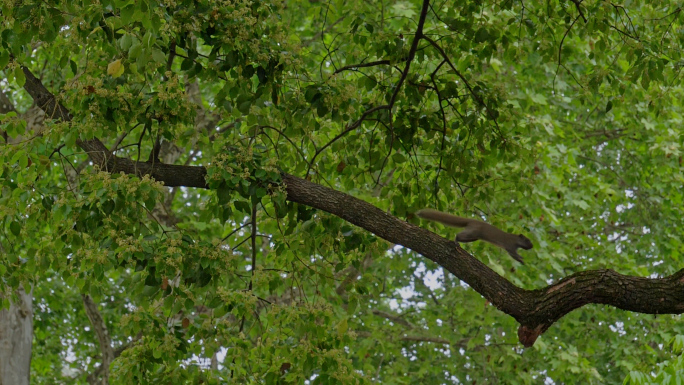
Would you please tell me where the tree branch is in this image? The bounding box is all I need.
[82,295,114,385]
[333,59,393,75]
[371,309,415,328]
[21,65,684,348]
[420,35,501,132]
[386,0,430,109]
[86,334,141,384]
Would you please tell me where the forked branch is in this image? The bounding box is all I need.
[20,65,684,348]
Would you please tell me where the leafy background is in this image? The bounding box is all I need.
[2,0,684,383]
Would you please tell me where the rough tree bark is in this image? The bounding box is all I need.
[20,65,684,347]
[0,285,33,385]
[0,90,40,385]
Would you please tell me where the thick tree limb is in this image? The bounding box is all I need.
[282,173,684,347]
[20,65,684,347]
[21,67,208,188]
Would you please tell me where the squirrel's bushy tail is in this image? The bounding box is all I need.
[415,209,471,228]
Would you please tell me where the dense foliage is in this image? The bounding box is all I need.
[2,0,684,383]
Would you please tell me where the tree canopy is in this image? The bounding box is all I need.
[2,0,684,383]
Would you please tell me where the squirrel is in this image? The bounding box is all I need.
[415,208,533,264]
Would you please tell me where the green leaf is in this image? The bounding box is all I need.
[474,27,490,43]
[14,66,25,87]
[9,221,21,236]
[0,50,9,69]
[234,200,250,213]
[151,48,166,64]
[217,184,232,205]
[144,196,156,210]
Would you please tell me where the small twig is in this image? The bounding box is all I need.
[219,221,252,245]
[231,235,252,251]
[306,105,390,177]
[569,0,587,23]
[386,0,431,110]
[608,24,640,41]
[302,15,347,46]
[554,15,580,92]
[249,203,257,291]
[48,144,65,159]
[421,35,502,134]
[333,59,394,75]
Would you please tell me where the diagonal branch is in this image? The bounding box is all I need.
[21,66,208,187]
[333,59,394,75]
[371,309,415,328]
[306,0,430,175]
[82,295,114,385]
[306,104,389,176]
[569,0,587,23]
[386,0,431,109]
[20,65,684,348]
[281,174,684,347]
[420,35,501,132]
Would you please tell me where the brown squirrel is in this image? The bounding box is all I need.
[416,209,533,264]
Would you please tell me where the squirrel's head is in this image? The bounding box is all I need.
[517,235,533,250]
